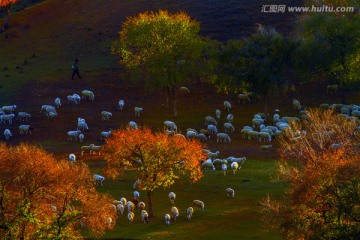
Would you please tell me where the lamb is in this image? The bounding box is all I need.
[126,201,135,213]
[138,201,145,210]
[207,150,219,159]
[207,124,218,136]
[164,121,177,132]
[171,206,179,220]
[17,112,31,121]
[193,200,205,211]
[67,95,79,105]
[77,121,89,131]
[0,114,15,124]
[118,100,125,110]
[186,207,194,220]
[227,114,234,123]
[134,191,140,200]
[128,212,135,223]
[80,145,92,155]
[69,153,76,163]
[223,101,231,111]
[169,192,176,205]
[55,98,61,108]
[81,90,95,101]
[327,84,338,94]
[293,99,301,111]
[224,122,235,134]
[120,197,127,206]
[238,93,251,104]
[101,111,112,121]
[128,121,138,130]
[221,164,227,176]
[90,144,103,155]
[134,107,144,117]
[19,125,33,134]
[117,203,125,215]
[101,130,112,141]
[3,129,12,140]
[217,133,231,143]
[205,116,217,126]
[180,86,190,94]
[79,133,84,142]
[226,188,235,198]
[215,109,221,119]
[165,213,171,225]
[2,105,16,113]
[141,210,149,224]
[231,162,240,174]
[93,174,105,186]
[67,130,81,141]
[72,94,81,103]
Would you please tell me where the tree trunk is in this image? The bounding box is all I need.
[172,86,177,117]
[147,190,153,218]
[1,5,11,32]
[166,87,170,114]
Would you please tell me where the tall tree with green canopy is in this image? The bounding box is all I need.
[112,10,205,117]
[0,0,20,32]
[294,0,360,102]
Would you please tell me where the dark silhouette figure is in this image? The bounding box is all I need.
[71,59,81,80]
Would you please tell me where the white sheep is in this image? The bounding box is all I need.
[101,130,111,141]
[117,203,125,215]
[221,164,227,176]
[168,192,176,205]
[207,150,219,159]
[79,133,84,142]
[293,99,301,111]
[224,101,231,111]
[171,206,179,220]
[81,90,95,101]
[226,188,235,198]
[187,207,194,220]
[238,93,251,104]
[228,157,246,165]
[90,144,103,155]
[67,95,79,105]
[164,121,177,132]
[134,107,143,117]
[128,212,134,223]
[55,98,61,108]
[126,201,135,213]
[205,116,217,126]
[231,162,240,174]
[40,105,55,113]
[93,174,105,186]
[72,93,81,103]
[3,129,12,140]
[120,197,127,206]
[180,86,190,94]
[186,130,197,139]
[258,132,271,143]
[44,107,57,118]
[80,145,92,155]
[77,121,88,131]
[17,112,31,121]
[67,130,81,141]
[101,111,112,121]
[224,122,235,134]
[217,133,231,143]
[197,133,207,142]
[69,153,76,163]
[2,105,16,113]
[118,100,125,110]
[165,213,171,225]
[201,161,215,172]
[227,114,234,123]
[141,210,149,224]
[0,114,15,124]
[128,121,138,130]
[215,109,221,119]
[138,201,146,210]
[207,124,218,136]
[134,191,140,200]
[193,200,205,211]
[19,125,33,134]
[260,145,273,151]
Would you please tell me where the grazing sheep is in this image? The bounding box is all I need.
[101,130,111,141]
[126,201,135,213]
[258,132,271,143]
[118,100,125,110]
[101,111,112,121]
[0,114,15,124]
[3,129,12,140]
[80,145,92,155]
[227,157,246,165]
[169,192,176,205]
[134,107,144,117]
[221,164,227,176]
[67,95,79,105]
[138,202,146,210]
[55,98,61,108]
[93,174,105,186]
[293,99,301,111]
[106,217,113,228]
[261,145,273,151]
[215,109,221,119]
[40,105,55,113]
[171,206,179,220]
[44,107,57,118]
[224,122,235,134]
[120,197,127,206]
[2,105,16,113]
[227,114,234,123]
[89,144,103,155]
[217,133,231,143]
[128,212,135,223]
[205,116,217,126]
[164,121,177,132]
[187,207,194,220]
[17,112,31,121]
[69,154,76,163]
[224,101,231,111]
[67,130,81,141]
[141,210,149,224]
[77,121,89,131]
[207,124,218,136]
[231,162,240,174]
[252,118,264,129]
[193,200,205,211]
[327,85,338,94]
[207,150,219,159]
[81,90,95,101]
[201,161,215,172]
[165,213,171,225]
[186,130,197,139]
[117,203,125,215]
[134,191,140,200]
[128,121,138,130]
[238,93,251,104]
[79,133,84,142]
[180,86,190,94]
[226,188,235,198]
[197,133,207,142]
[19,125,33,134]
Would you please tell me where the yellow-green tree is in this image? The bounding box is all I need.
[112,10,206,117]
[103,127,205,217]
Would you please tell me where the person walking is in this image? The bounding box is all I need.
[71,59,82,80]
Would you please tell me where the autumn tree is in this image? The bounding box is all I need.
[112,10,206,117]
[103,127,205,217]
[260,109,360,239]
[0,0,19,32]
[0,143,117,239]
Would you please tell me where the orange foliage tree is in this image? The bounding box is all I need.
[0,143,117,239]
[0,0,19,31]
[260,109,360,239]
[103,127,205,217]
